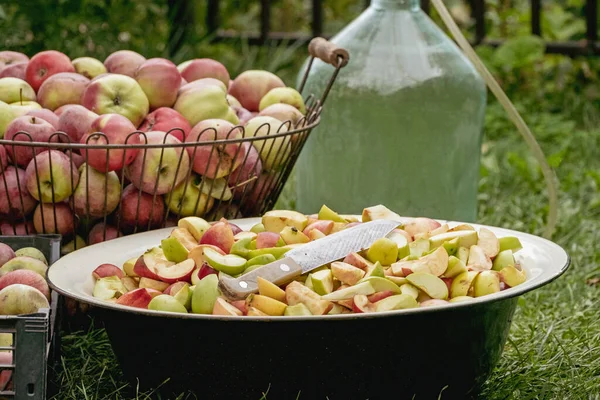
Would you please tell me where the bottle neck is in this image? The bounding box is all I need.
[369,0,420,10]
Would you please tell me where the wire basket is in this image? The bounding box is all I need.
[0,38,349,253]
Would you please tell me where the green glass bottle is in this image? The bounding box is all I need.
[295,0,487,221]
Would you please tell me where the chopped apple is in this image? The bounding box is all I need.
[178,217,212,242]
[317,204,346,222]
[403,217,442,238]
[467,245,493,270]
[203,247,247,275]
[477,227,500,258]
[448,224,476,232]
[384,275,407,285]
[92,264,124,280]
[262,210,308,233]
[406,273,448,300]
[302,220,334,236]
[442,238,459,256]
[285,281,333,315]
[386,230,410,259]
[449,296,474,303]
[343,252,373,271]
[188,244,225,268]
[352,294,373,313]
[93,276,126,300]
[116,288,153,308]
[363,261,385,278]
[245,253,276,270]
[280,226,310,245]
[321,281,375,301]
[212,297,243,316]
[366,237,398,266]
[230,237,253,258]
[246,294,287,316]
[123,256,139,277]
[359,276,401,294]
[133,250,165,281]
[399,283,419,299]
[311,269,334,295]
[247,246,290,260]
[148,294,188,313]
[331,262,365,286]
[169,228,199,252]
[161,236,189,263]
[250,223,266,234]
[472,271,501,297]
[256,232,283,249]
[234,231,257,241]
[328,303,348,314]
[172,283,192,309]
[443,256,468,278]
[361,205,402,222]
[450,271,480,298]
[147,289,163,298]
[121,276,138,292]
[417,246,448,276]
[498,236,523,253]
[498,265,527,287]
[367,291,395,303]
[304,274,314,291]
[191,274,220,314]
[230,299,248,315]
[420,299,449,307]
[457,247,469,264]
[153,258,195,283]
[374,294,418,312]
[257,276,286,302]
[429,230,478,250]
[308,229,326,241]
[247,307,268,316]
[492,249,516,271]
[409,239,430,258]
[139,277,170,292]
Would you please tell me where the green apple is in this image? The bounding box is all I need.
[374,294,418,312]
[61,235,87,255]
[330,261,365,286]
[409,239,430,258]
[231,237,253,259]
[450,271,479,298]
[280,226,310,245]
[250,223,266,234]
[492,249,515,271]
[0,100,15,139]
[258,87,306,114]
[178,217,212,242]
[363,261,385,279]
[317,204,346,223]
[387,231,409,259]
[72,56,107,79]
[245,254,276,270]
[457,247,469,264]
[472,271,501,297]
[443,256,468,278]
[399,283,419,299]
[191,274,220,314]
[406,273,448,300]
[361,205,402,222]
[203,247,247,275]
[311,269,334,295]
[0,284,50,315]
[321,281,376,301]
[14,247,47,265]
[367,238,398,266]
[304,274,314,291]
[247,246,290,260]
[262,209,308,233]
[161,236,189,263]
[0,78,36,104]
[498,265,526,287]
[167,175,214,218]
[429,230,478,250]
[123,257,139,277]
[172,284,192,309]
[149,294,188,313]
[384,275,407,285]
[442,238,459,256]
[359,276,401,294]
[93,276,126,300]
[0,256,48,278]
[499,236,523,253]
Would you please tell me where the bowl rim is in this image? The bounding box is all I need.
[47,216,571,321]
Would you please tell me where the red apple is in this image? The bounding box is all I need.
[117,184,165,233]
[199,221,234,253]
[33,202,76,235]
[92,263,124,279]
[54,104,77,116]
[196,262,217,281]
[232,105,254,125]
[4,116,57,167]
[0,243,16,268]
[228,70,285,112]
[256,231,280,249]
[24,150,80,203]
[179,59,230,87]
[25,50,75,92]
[138,107,191,142]
[220,218,242,235]
[303,220,334,236]
[0,221,35,236]
[0,352,12,390]
[104,50,146,77]
[116,288,153,308]
[163,281,188,295]
[37,72,89,111]
[81,114,140,172]
[239,171,277,216]
[133,255,161,281]
[0,51,28,68]
[185,119,246,179]
[134,58,181,109]
[25,109,58,129]
[72,163,122,219]
[0,167,37,218]
[87,222,123,245]
[0,62,27,80]
[228,143,262,199]
[367,291,395,303]
[57,105,98,143]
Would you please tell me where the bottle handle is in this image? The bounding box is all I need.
[431,0,559,239]
[308,37,350,68]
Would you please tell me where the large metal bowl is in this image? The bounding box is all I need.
[47,217,570,399]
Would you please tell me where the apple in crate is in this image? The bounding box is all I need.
[37,72,90,110]
[72,163,121,219]
[185,119,247,179]
[25,150,80,203]
[228,70,285,112]
[10,100,42,117]
[25,108,59,129]
[0,284,49,315]
[134,58,181,109]
[72,57,107,79]
[166,174,214,218]
[179,58,230,86]
[0,100,15,139]
[88,222,123,245]
[25,50,75,91]
[33,202,76,235]
[0,77,36,104]
[81,74,149,127]
[174,83,238,126]
[118,184,164,233]
[139,107,191,142]
[0,269,50,300]
[0,166,37,218]
[125,131,190,195]
[92,264,124,280]
[116,288,153,309]
[0,61,27,79]
[245,116,290,171]
[259,103,304,127]
[0,144,7,170]
[57,105,98,143]
[4,115,57,167]
[0,244,15,267]
[0,256,47,278]
[228,143,263,198]
[259,87,306,114]
[81,114,141,172]
[103,50,146,77]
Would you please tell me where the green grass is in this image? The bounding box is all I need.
[49,99,600,399]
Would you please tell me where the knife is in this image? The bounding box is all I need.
[218,219,401,300]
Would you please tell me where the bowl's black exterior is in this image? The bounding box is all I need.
[96,296,518,400]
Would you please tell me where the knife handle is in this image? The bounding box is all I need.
[218,257,303,300]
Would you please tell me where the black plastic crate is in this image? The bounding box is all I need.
[0,235,61,400]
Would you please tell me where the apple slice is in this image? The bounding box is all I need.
[457,247,469,264]
[280,226,310,245]
[234,231,257,241]
[92,264,124,280]
[203,247,247,275]
[363,261,385,279]
[230,237,253,258]
[244,254,276,271]
[366,237,398,266]
[367,291,395,303]
[442,238,459,257]
[153,258,195,284]
[352,294,373,313]
[262,210,308,233]
[399,283,419,299]
[498,236,523,253]
[170,228,199,252]
[409,238,431,258]
[247,246,290,260]
[256,232,283,249]
[467,245,493,271]
[492,249,515,271]
[213,297,243,316]
[139,277,170,292]
[247,307,268,316]
[230,299,248,315]
[374,293,418,312]
[359,276,401,294]
[450,271,480,298]
[385,275,407,285]
[250,223,266,233]
[178,217,211,242]
[361,205,402,222]
[477,227,500,258]
[386,231,410,259]
[285,281,333,315]
[472,271,501,297]
[246,294,287,316]
[321,281,375,301]
[257,276,286,302]
[498,265,526,287]
[172,283,192,309]
[188,244,225,269]
[317,204,346,222]
[93,276,126,300]
[443,256,468,278]
[191,262,217,285]
[133,248,170,281]
[303,274,314,291]
[403,217,442,238]
[161,236,189,263]
[429,230,478,250]
[308,230,326,241]
[343,252,373,271]
[116,288,153,308]
[420,299,449,307]
[302,220,334,236]
[148,294,188,313]
[448,224,475,232]
[406,273,448,300]
[311,269,334,295]
[191,274,220,314]
[449,295,474,303]
[123,257,138,277]
[331,262,365,286]
[199,222,235,253]
[121,276,138,292]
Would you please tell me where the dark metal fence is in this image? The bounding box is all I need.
[203,0,599,56]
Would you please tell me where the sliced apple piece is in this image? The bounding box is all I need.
[321,281,375,301]
[161,236,189,263]
[123,256,139,277]
[359,276,401,294]
[498,236,523,253]
[399,283,419,299]
[450,271,479,298]
[169,228,199,252]
[457,246,469,264]
[367,291,395,303]
[477,227,500,258]
[448,224,476,232]
[472,271,501,297]
[492,249,515,271]
[409,238,430,258]
[443,256,468,278]
[178,217,211,242]
[262,210,308,233]
[311,269,334,295]
[442,238,459,257]
[93,276,126,300]
[121,276,138,292]
[285,281,333,314]
[133,248,170,281]
[280,226,310,245]
[188,244,225,268]
[361,204,402,222]
[352,294,373,313]
[304,274,314,291]
[449,295,474,303]
[153,258,195,284]
[328,303,348,314]
[386,230,410,259]
[403,217,442,238]
[406,273,448,300]
[374,293,418,312]
[420,299,449,307]
[331,261,365,286]
[467,245,493,271]
[256,232,283,249]
[245,254,277,271]
[92,264,124,280]
[234,231,257,241]
[139,277,170,292]
[384,275,407,285]
[230,237,253,258]
[191,274,220,314]
[247,246,291,259]
[250,223,266,234]
[203,248,246,275]
[116,288,153,308]
[417,246,448,276]
[172,283,192,309]
[366,237,398,265]
[308,229,326,241]
[363,261,385,278]
[247,306,268,316]
[303,220,334,236]
[330,222,348,233]
[498,265,526,287]
[257,276,286,302]
[429,230,479,250]
[148,294,188,313]
[213,297,243,316]
[317,204,346,222]
[246,294,287,316]
[343,252,373,271]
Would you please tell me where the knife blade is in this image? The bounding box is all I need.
[218,219,400,300]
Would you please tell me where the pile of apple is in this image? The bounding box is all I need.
[0,49,308,251]
[90,204,528,316]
